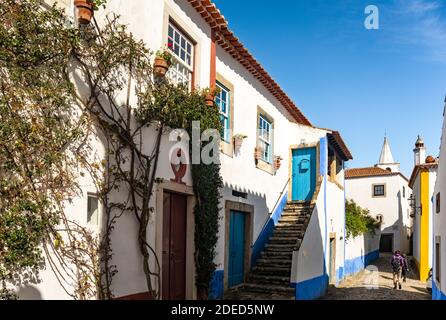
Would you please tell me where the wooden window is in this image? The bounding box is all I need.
[167,22,194,90]
[258,114,273,163]
[403,186,406,198]
[216,81,230,142]
[87,194,99,225]
[436,193,441,214]
[373,184,386,197]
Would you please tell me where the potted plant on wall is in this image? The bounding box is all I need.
[153,45,173,77]
[254,146,263,162]
[203,88,215,107]
[233,134,247,152]
[274,155,283,171]
[74,0,106,25]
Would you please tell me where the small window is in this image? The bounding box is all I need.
[87,194,99,225]
[436,239,441,283]
[167,22,194,89]
[376,214,383,223]
[258,114,272,163]
[216,81,230,142]
[373,184,386,197]
[436,193,441,214]
[403,186,406,198]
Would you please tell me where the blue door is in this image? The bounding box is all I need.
[228,211,246,287]
[292,147,317,201]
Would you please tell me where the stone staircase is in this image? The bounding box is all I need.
[224,201,314,300]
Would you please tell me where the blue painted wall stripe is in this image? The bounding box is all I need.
[208,269,224,300]
[433,280,446,300]
[292,274,329,300]
[343,249,380,277]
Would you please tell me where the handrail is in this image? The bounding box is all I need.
[254,178,290,245]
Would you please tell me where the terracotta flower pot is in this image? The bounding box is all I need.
[74,0,93,25]
[205,94,215,107]
[153,56,170,77]
[254,148,262,160]
[274,156,282,170]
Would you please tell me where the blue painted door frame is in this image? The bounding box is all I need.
[228,211,246,287]
[292,147,317,201]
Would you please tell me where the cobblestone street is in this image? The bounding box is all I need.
[322,255,431,300]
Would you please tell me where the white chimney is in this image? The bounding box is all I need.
[414,135,426,166]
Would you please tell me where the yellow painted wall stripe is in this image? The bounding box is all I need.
[420,170,430,281]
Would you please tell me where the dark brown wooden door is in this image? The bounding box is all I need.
[162,192,187,300]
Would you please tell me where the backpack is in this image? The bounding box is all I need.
[391,256,401,271]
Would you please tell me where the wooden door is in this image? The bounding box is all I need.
[292,147,317,201]
[162,192,187,300]
[228,210,246,287]
[380,234,393,253]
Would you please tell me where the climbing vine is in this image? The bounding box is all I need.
[345,200,380,239]
[0,0,223,300]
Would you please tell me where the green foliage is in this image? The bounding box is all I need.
[0,0,86,296]
[345,200,380,239]
[89,0,108,11]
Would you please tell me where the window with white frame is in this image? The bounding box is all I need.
[216,81,230,142]
[167,22,194,89]
[87,194,99,225]
[258,114,272,163]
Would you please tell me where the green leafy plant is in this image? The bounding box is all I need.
[89,0,107,11]
[155,45,173,65]
[345,200,380,239]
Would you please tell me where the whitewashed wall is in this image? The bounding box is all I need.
[346,174,411,254]
[433,109,446,299]
[344,232,381,278]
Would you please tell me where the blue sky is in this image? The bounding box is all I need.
[212,0,446,176]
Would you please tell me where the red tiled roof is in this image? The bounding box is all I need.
[187,0,312,126]
[345,167,394,179]
[408,161,439,188]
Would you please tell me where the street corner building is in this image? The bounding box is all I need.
[8,0,353,300]
[345,137,411,269]
[409,136,438,282]
[433,99,446,300]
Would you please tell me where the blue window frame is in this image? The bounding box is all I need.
[216,81,230,142]
[258,114,272,163]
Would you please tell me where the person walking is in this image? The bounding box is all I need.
[401,253,409,282]
[391,250,404,289]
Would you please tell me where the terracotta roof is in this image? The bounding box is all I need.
[408,161,439,188]
[345,167,395,179]
[327,131,353,161]
[187,0,312,126]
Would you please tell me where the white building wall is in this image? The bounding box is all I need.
[433,110,446,299]
[346,174,411,254]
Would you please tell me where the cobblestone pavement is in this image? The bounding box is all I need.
[322,255,431,300]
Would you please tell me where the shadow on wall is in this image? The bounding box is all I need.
[293,205,328,300]
[17,285,42,300]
